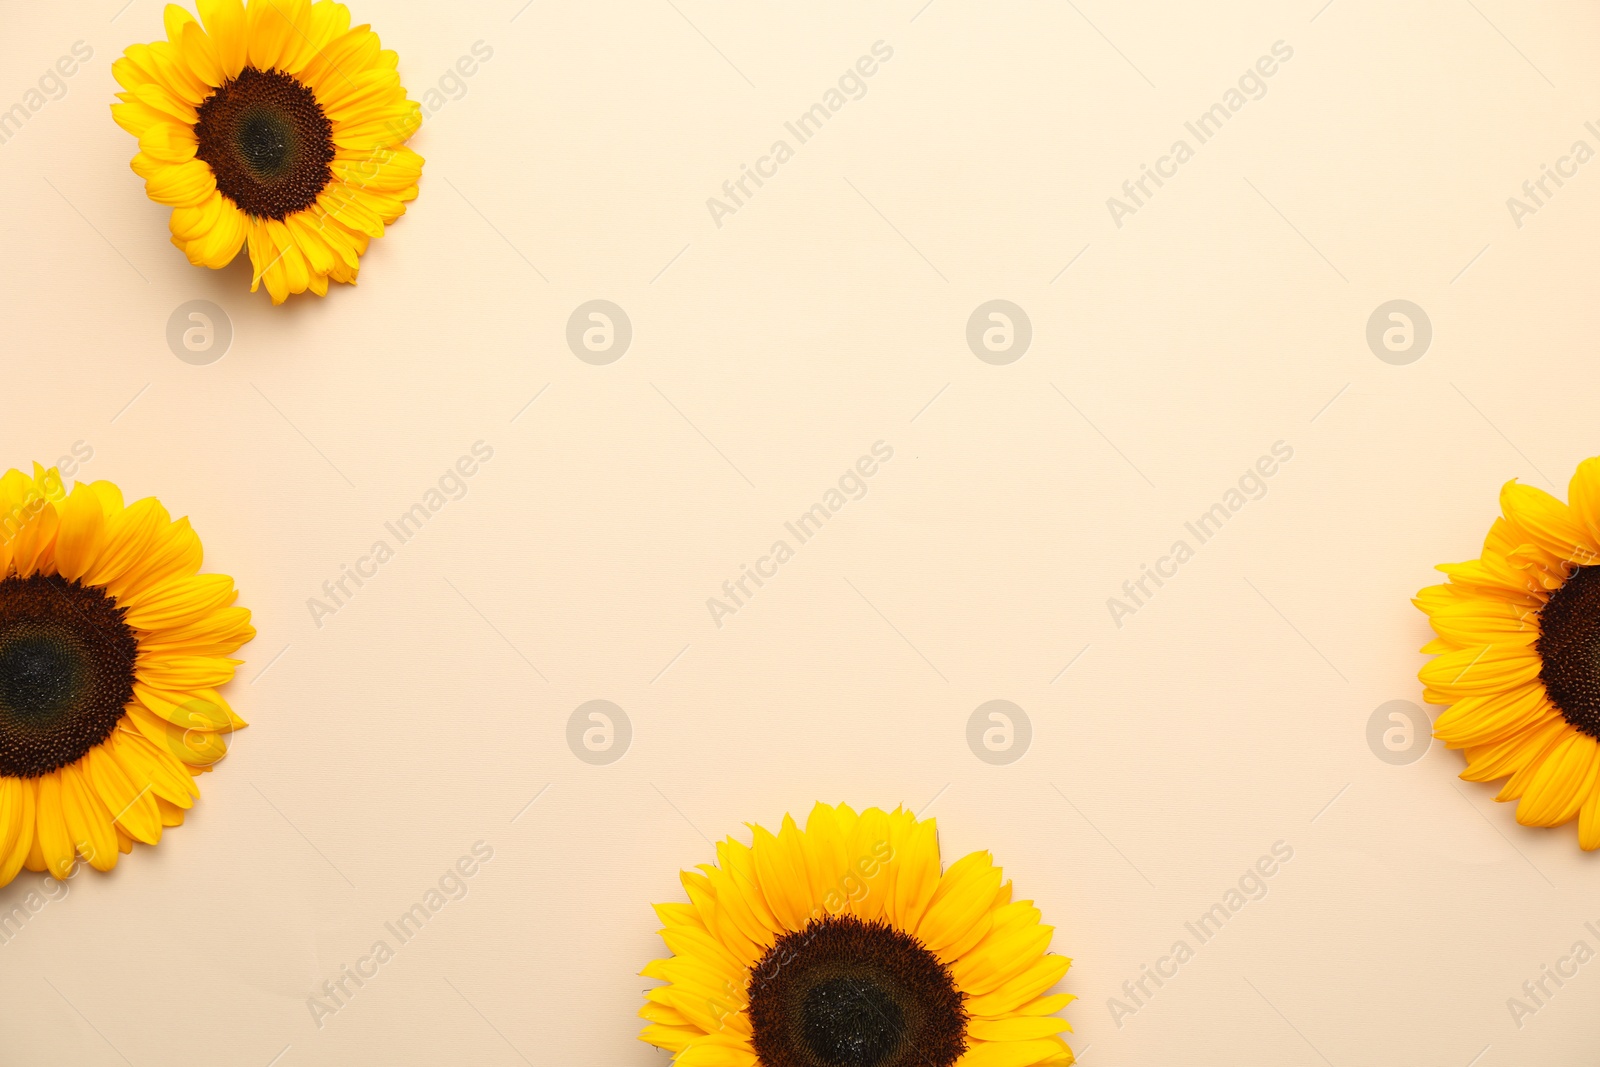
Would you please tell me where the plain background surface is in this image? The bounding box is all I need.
[2,0,1599,1064]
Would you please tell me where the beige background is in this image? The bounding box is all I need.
[1,0,1598,1063]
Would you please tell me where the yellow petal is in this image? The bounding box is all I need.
[1501,480,1598,564]
[60,761,118,871]
[966,954,1073,1018]
[137,120,199,163]
[51,483,108,582]
[197,0,248,78]
[245,0,311,72]
[967,1018,1073,1042]
[88,744,163,844]
[33,774,77,879]
[106,514,202,602]
[1515,731,1600,826]
[1417,643,1542,697]
[920,850,1005,954]
[890,813,941,931]
[178,19,226,86]
[958,1038,1073,1067]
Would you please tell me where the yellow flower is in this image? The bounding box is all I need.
[0,464,254,885]
[111,0,423,304]
[640,803,1075,1067]
[1416,458,1600,848]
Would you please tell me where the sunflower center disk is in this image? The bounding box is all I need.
[801,977,906,1067]
[748,915,967,1067]
[0,575,138,778]
[1536,564,1600,738]
[194,66,334,220]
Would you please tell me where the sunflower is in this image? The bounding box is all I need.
[111,0,424,304]
[0,463,253,885]
[639,803,1075,1067]
[1413,458,1600,848]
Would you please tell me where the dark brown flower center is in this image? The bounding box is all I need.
[748,916,966,1067]
[0,575,138,777]
[194,66,334,220]
[1538,564,1600,738]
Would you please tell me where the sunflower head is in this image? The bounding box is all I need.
[0,464,254,885]
[111,0,424,304]
[640,803,1075,1067]
[1417,457,1600,848]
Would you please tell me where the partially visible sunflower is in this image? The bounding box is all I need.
[640,803,1075,1067]
[111,0,424,304]
[0,464,254,885]
[1415,458,1600,849]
